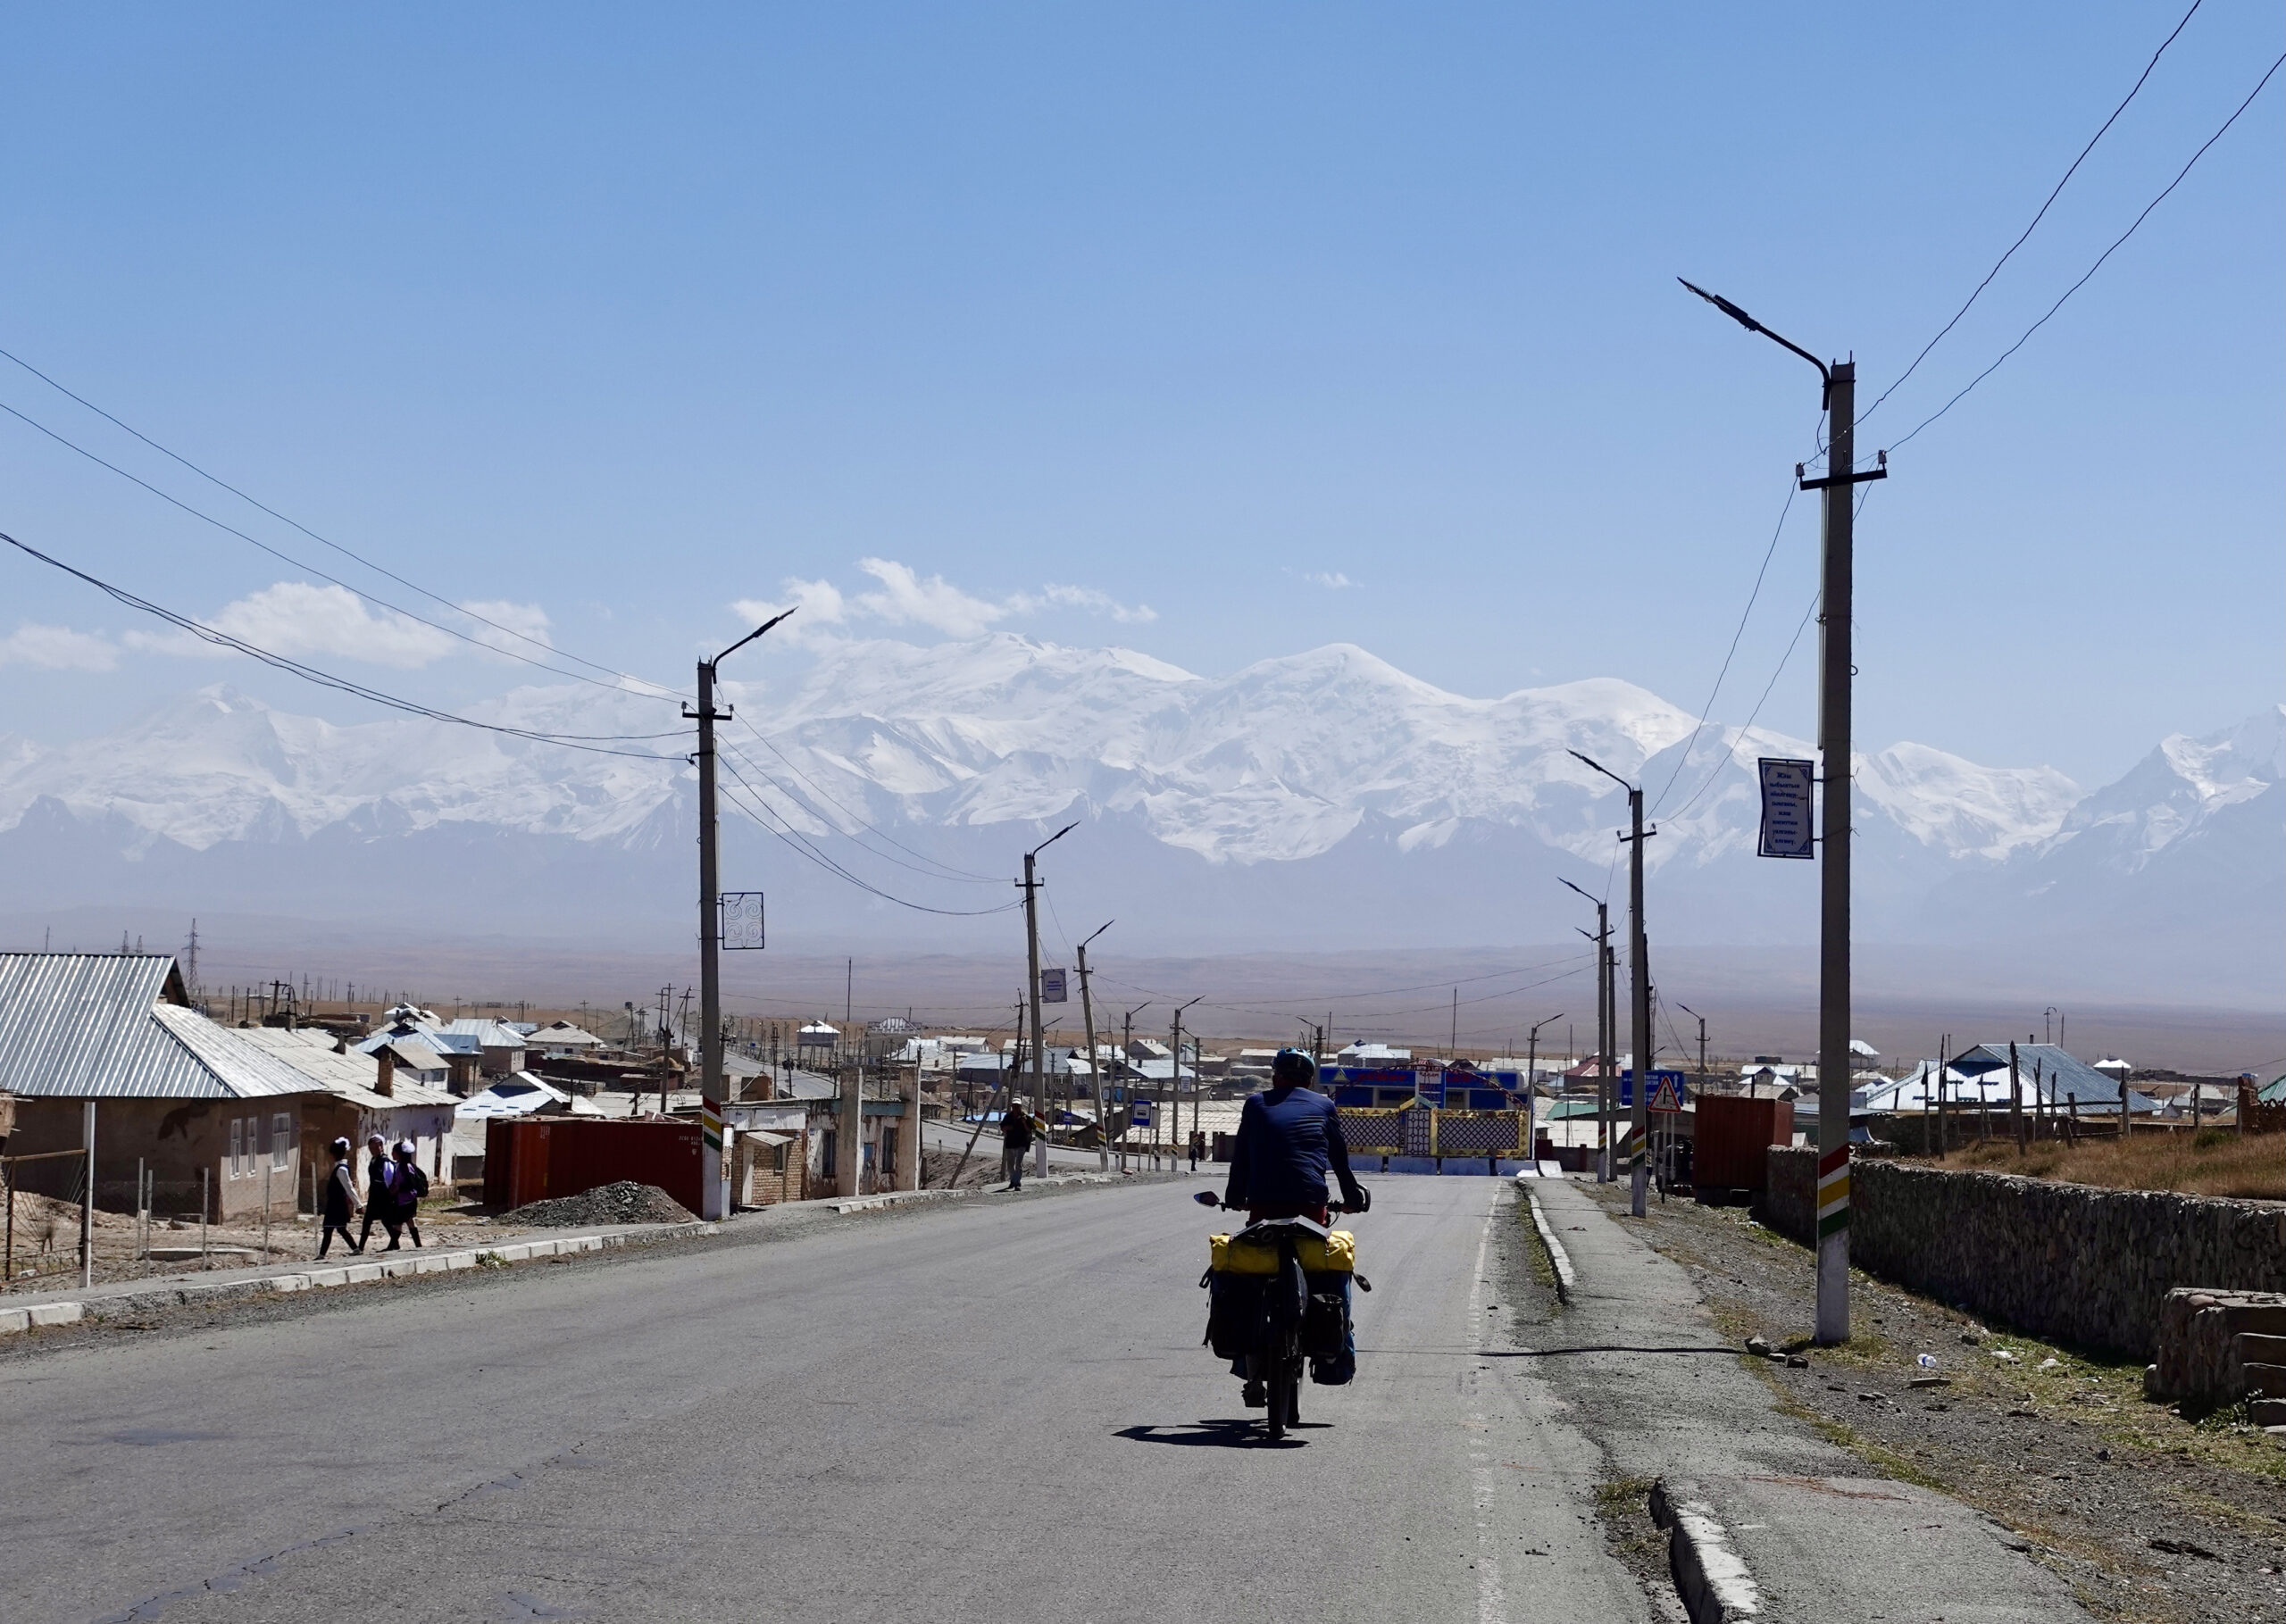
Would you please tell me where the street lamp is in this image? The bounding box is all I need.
[1559,878,1614,1182]
[1681,276,1884,1345]
[1571,751,1654,1218]
[1525,1012,1564,1165]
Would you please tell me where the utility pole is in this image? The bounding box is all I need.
[1561,878,1611,1182]
[1571,754,1657,1219]
[1018,823,1078,1180]
[1678,1004,1708,1100]
[1171,996,1202,1174]
[1076,921,1113,1171]
[1683,279,1881,1345]
[1526,1011,1564,1166]
[688,607,792,1218]
[1117,1003,1149,1170]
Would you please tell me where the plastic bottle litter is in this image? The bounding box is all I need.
[1916,1353,1939,1370]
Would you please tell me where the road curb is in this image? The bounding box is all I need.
[1523,1186,1577,1301]
[0,1220,716,1337]
[1650,1478,1761,1622]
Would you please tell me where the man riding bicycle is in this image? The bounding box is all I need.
[1221,1048,1368,1405]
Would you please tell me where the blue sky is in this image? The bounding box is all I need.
[0,3,2276,789]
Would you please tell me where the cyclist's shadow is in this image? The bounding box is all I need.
[1114,1420,1322,1449]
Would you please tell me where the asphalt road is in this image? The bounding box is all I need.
[3,1178,1647,1624]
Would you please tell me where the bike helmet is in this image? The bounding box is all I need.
[1272,1048,1315,1087]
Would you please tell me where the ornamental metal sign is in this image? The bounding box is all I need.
[722,892,766,950]
[1757,758,1815,859]
[1039,968,1068,1004]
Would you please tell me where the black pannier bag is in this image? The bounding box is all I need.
[1305,1272,1356,1385]
[1205,1269,1270,1360]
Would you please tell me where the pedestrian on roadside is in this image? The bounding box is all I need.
[1000,1103,1035,1191]
[355,1132,396,1252]
[388,1140,429,1250]
[317,1138,363,1258]
[1188,1128,1206,1172]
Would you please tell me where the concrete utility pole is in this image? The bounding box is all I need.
[1681,279,1882,1345]
[1561,879,1612,1182]
[1019,823,1077,1180]
[1678,1004,1708,1101]
[1076,920,1113,1171]
[1118,1003,1149,1171]
[691,608,791,1220]
[1572,752,1654,1217]
[1171,996,1202,1175]
[1526,1011,1564,1165]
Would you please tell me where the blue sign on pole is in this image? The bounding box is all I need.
[1758,758,1815,859]
[1616,1070,1689,1108]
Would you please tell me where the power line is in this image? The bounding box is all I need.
[729,714,1002,883]
[718,740,1006,889]
[0,390,686,702]
[713,752,1022,918]
[1650,464,1806,817]
[1864,0,2209,423]
[1886,49,2285,457]
[1,528,685,758]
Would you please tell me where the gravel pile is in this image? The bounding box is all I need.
[500,1181,696,1228]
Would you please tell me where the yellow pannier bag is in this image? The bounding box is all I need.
[1209,1229,1356,1275]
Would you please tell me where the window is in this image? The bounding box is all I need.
[271,1112,292,1170]
[771,1142,788,1174]
[228,1118,245,1178]
[880,1126,898,1178]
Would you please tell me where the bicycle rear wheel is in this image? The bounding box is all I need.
[1265,1346,1294,1441]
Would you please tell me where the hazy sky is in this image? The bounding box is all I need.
[0,3,2277,789]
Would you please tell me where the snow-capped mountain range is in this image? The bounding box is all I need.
[0,636,2274,992]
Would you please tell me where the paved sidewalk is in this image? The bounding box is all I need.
[1529,1176,2090,1622]
[0,1220,714,1336]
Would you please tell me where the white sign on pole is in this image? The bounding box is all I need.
[722,893,766,949]
[1039,968,1068,1004]
[1757,759,1815,860]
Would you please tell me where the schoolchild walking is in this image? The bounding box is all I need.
[355,1132,396,1252]
[316,1138,363,1258]
[388,1140,430,1249]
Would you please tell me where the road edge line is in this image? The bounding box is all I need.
[1523,1187,1576,1301]
[1649,1478,1761,1623]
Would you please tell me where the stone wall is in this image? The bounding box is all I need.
[1756,1147,2286,1359]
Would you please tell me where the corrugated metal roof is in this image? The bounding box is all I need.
[440,1019,528,1046]
[233,1028,458,1111]
[0,953,328,1100]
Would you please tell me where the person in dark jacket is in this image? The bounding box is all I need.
[1222,1051,1367,1220]
[387,1140,429,1249]
[1000,1103,1035,1190]
[355,1133,396,1252]
[1221,1050,1368,1406]
[316,1138,363,1258]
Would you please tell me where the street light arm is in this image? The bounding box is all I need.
[1080,919,1114,950]
[1029,820,1080,861]
[1557,877,1604,910]
[1567,749,1635,794]
[715,607,796,667]
[1678,279,1831,389]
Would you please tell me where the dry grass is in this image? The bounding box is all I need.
[1909,1129,2284,1201]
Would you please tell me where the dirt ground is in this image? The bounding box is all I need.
[1907,1130,2286,1201]
[1,1189,536,1296]
[1573,1179,2286,1624]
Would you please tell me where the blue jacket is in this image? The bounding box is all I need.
[1222,1086,1361,1209]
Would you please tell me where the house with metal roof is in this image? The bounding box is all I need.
[232,1027,458,1187]
[1854,1044,2161,1118]
[0,953,330,1220]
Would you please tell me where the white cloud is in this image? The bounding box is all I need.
[0,622,118,671]
[129,582,459,668]
[458,598,554,660]
[732,559,1154,645]
[1300,570,1356,589]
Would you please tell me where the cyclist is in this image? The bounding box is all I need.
[1222,1048,1368,1403]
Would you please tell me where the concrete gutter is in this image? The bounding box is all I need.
[1651,1478,1762,1622]
[1522,1183,1577,1301]
[0,1221,714,1337]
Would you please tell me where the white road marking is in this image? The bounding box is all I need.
[1466,1189,1510,1624]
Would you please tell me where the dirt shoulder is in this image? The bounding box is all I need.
[1576,1179,2286,1624]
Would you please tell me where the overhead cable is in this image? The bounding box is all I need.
[0,529,686,759]
[1864,0,2209,422]
[0,390,686,702]
[1886,49,2285,456]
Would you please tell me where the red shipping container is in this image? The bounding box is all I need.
[1693,1095,1793,1191]
[484,1118,705,1214]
